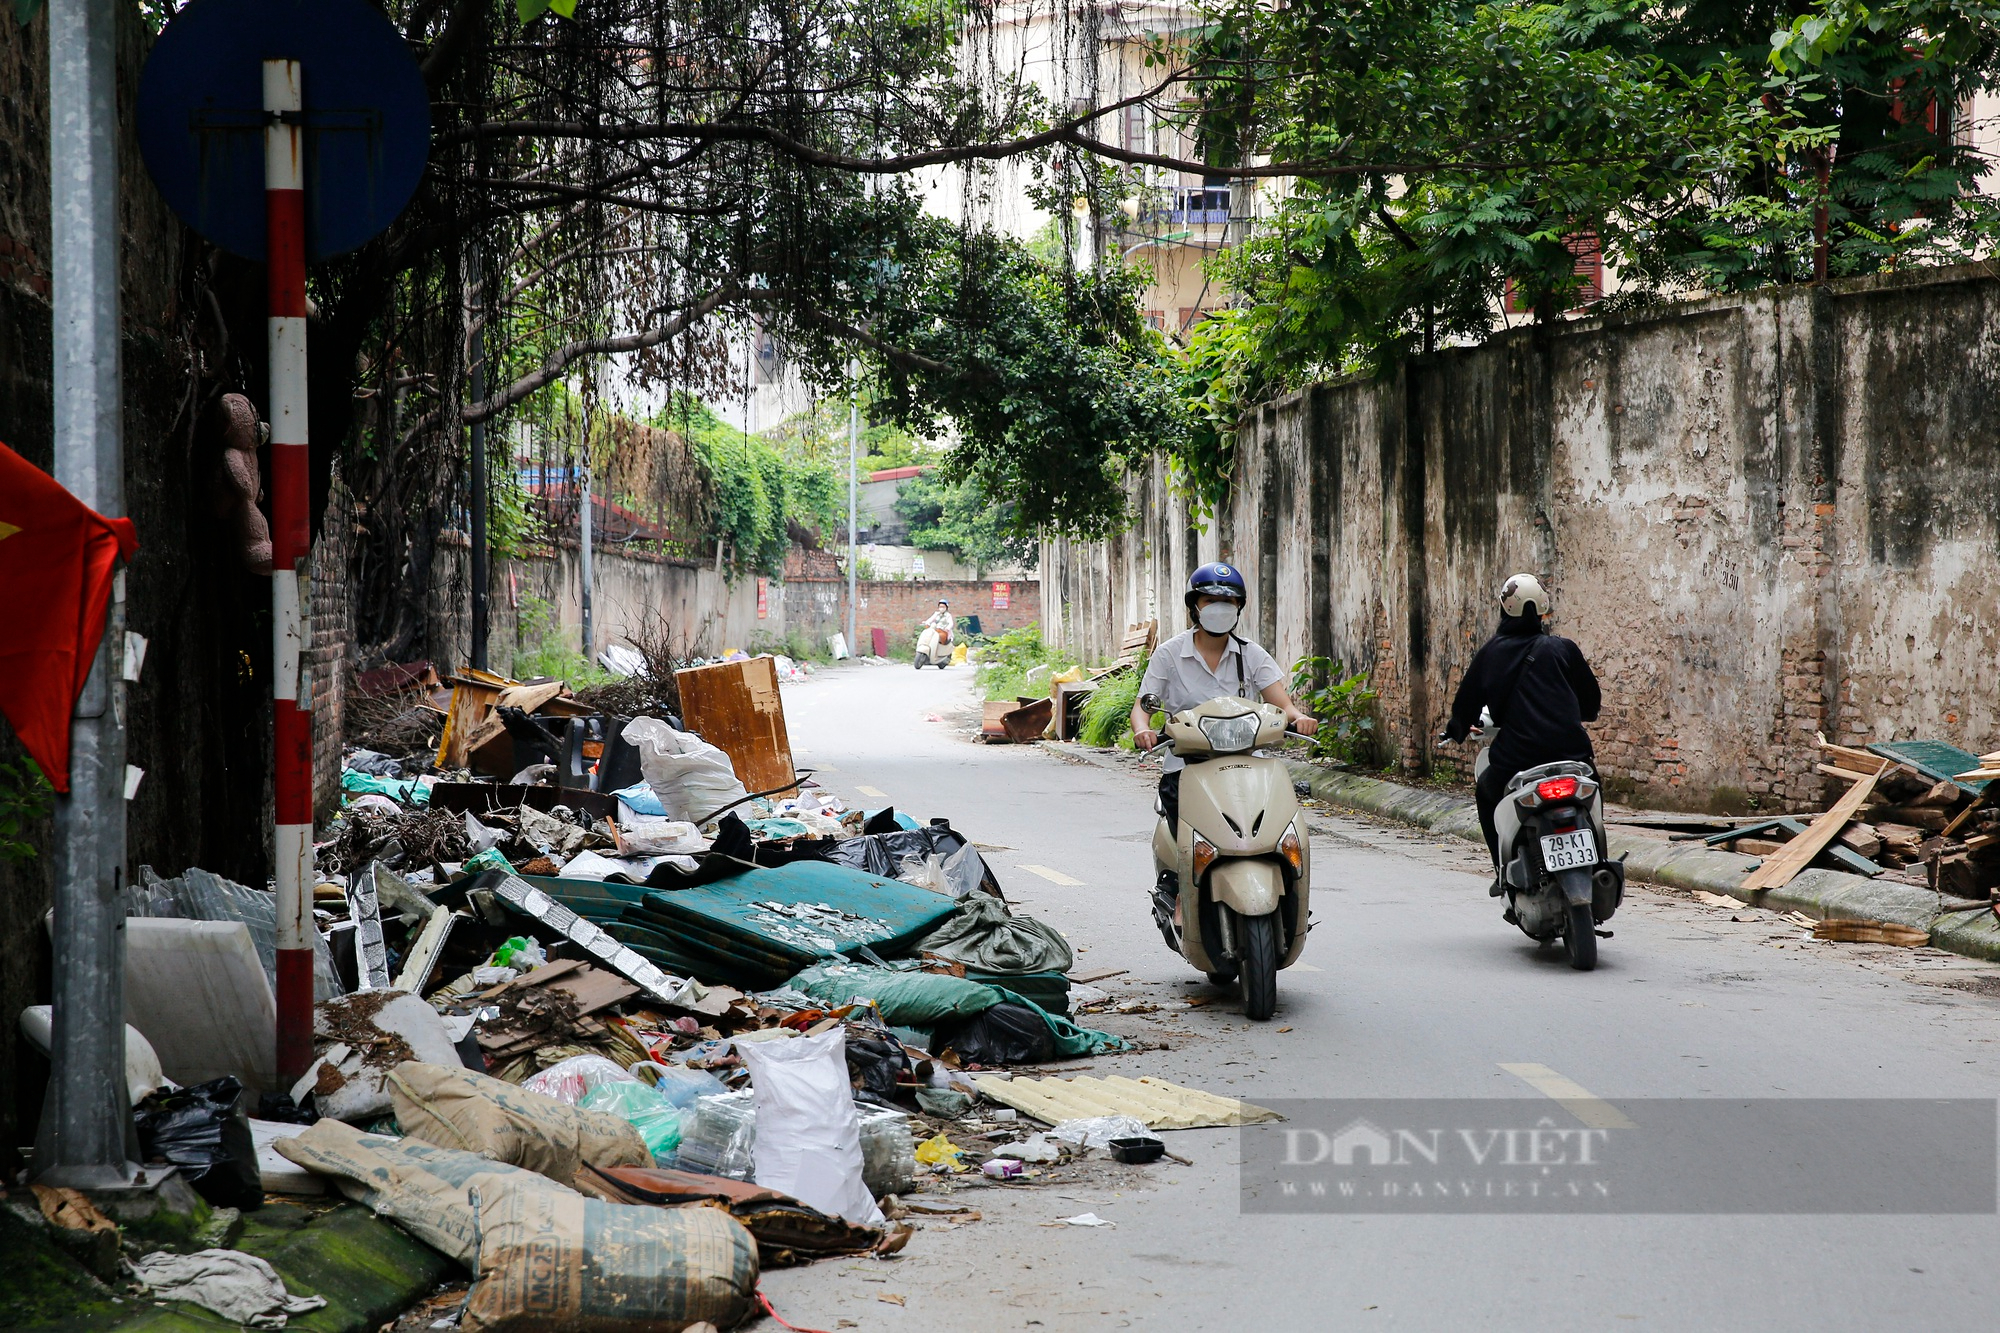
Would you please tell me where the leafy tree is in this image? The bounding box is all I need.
[893,473,1040,574]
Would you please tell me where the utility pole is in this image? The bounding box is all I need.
[846,359,859,658]
[37,0,139,1189]
[466,248,489,671]
[579,437,593,662]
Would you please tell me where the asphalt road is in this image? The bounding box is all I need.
[761,660,2000,1332]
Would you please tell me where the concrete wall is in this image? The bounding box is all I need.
[425,542,1041,673]
[1046,264,2000,813]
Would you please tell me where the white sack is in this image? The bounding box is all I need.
[735,1028,882,1227]
[622,717,749,824]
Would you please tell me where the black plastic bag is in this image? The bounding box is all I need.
[843,1032,907,1101]
[134,1076,262,1210]
[933,1002,1055,1066]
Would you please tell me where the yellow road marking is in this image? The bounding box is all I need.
[1499,1062,1636,1130]
[856,785,889,799]
[1018,864,1085,887]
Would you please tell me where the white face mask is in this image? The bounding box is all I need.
[1198,602,1240,634]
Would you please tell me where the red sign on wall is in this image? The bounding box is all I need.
[756,577,769,618]
[992,581,1010,610]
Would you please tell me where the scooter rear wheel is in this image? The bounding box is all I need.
[1240,912,1280,1020]
[1565,902,1598,971]
[1205,970,1237,986]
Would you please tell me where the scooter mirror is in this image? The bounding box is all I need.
[1139,693,1164,715]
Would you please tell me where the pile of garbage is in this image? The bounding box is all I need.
[16,650,1201,1329]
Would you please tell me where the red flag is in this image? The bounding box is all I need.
[0,441,138,792]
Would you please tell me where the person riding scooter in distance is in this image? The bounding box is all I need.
[1438,573,1602,898]
[924,600,953,640]
[1132,565,1318,919]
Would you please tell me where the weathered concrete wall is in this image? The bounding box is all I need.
[426,541,1041,676]
[1046,264,2000,813]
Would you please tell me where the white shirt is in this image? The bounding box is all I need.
[925,610,953,632]
[1140,629,1284,772]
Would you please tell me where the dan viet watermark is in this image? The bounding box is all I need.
[1240,1100,1996,1214]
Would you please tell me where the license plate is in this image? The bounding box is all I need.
[1540,830,1597,871]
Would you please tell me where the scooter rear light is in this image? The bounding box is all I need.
[1535,776,1580,802]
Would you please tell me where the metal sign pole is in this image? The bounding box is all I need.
[846,361,859,657]
[36,0,138,1189]
[264,59,314,1084]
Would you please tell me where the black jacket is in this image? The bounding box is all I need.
[1444,616,1601,774]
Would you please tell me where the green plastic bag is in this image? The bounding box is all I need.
[581,1080,683,1161]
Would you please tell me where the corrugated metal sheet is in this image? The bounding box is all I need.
[972,1074,1281,1130]
[1868,739,1991,795]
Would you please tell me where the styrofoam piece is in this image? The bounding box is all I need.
[248,1119,326,1194]
[19,1004,172,1105]
[125,917,278,1092]
[311,992,460,1122]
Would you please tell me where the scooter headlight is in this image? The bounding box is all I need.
[1197,712,1261,753]
[1191,832,1219,881]
[1278,821,1304,874]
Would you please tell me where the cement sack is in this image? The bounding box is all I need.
[622,717,747,824]
[736,1030,882,1227]
[273,1119,552,1264]
[386,1061,649,1188]
[272,1120,758,1332]
[464,1173,758,1333]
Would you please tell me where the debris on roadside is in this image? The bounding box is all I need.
[1714,737,1999,914]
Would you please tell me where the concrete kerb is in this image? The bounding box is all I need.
[1038,740,2000,964]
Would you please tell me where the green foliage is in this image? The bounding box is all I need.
[1170,308,1265,519]
[975,624,1076,702]
[1078,656,1146,749]
[1289,656,1380,766]
[893,474,1040,575]
[748,628,832,664]
[1184,0,2000,408]
[856,217,1187,541]
[658,397,843,578]
[508,594,620,687]
[0,758,51,864]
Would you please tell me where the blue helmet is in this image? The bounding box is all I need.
[1185,561,1247,612]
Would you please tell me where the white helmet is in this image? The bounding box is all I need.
[1500,573,1549,618]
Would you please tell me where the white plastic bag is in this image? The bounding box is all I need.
[519,1054,636,1106]
[622,717,749,824]
[735,1029,882,1227]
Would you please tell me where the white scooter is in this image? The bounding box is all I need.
[913,624,951,669]
[1471,710,1623,970]
[1141,693,1311,1020]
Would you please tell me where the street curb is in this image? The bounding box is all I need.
[1039,740,2000,963]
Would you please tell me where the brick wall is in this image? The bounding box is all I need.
[309,483,354,819]
[852,578,1042,644]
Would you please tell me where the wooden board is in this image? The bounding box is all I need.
[1741,770,1879,892]
[675,656,797,796]
[435,675,508,769]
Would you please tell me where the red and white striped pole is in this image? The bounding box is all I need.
[265,59,314,1083]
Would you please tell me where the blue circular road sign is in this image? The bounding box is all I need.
[137,0,432,262]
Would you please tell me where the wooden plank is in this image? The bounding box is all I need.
[675,656,797,796]
[1816,763,1877,783]
[1941,794,1991,839]
[1741,770,1880,892]
[435,677,506,769]
[1817,742,1890,775]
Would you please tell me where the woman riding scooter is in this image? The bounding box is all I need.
[1131,566,1318,899]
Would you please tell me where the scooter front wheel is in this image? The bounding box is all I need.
[1239,912,1279,1020]
[1565,902,1598,971]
